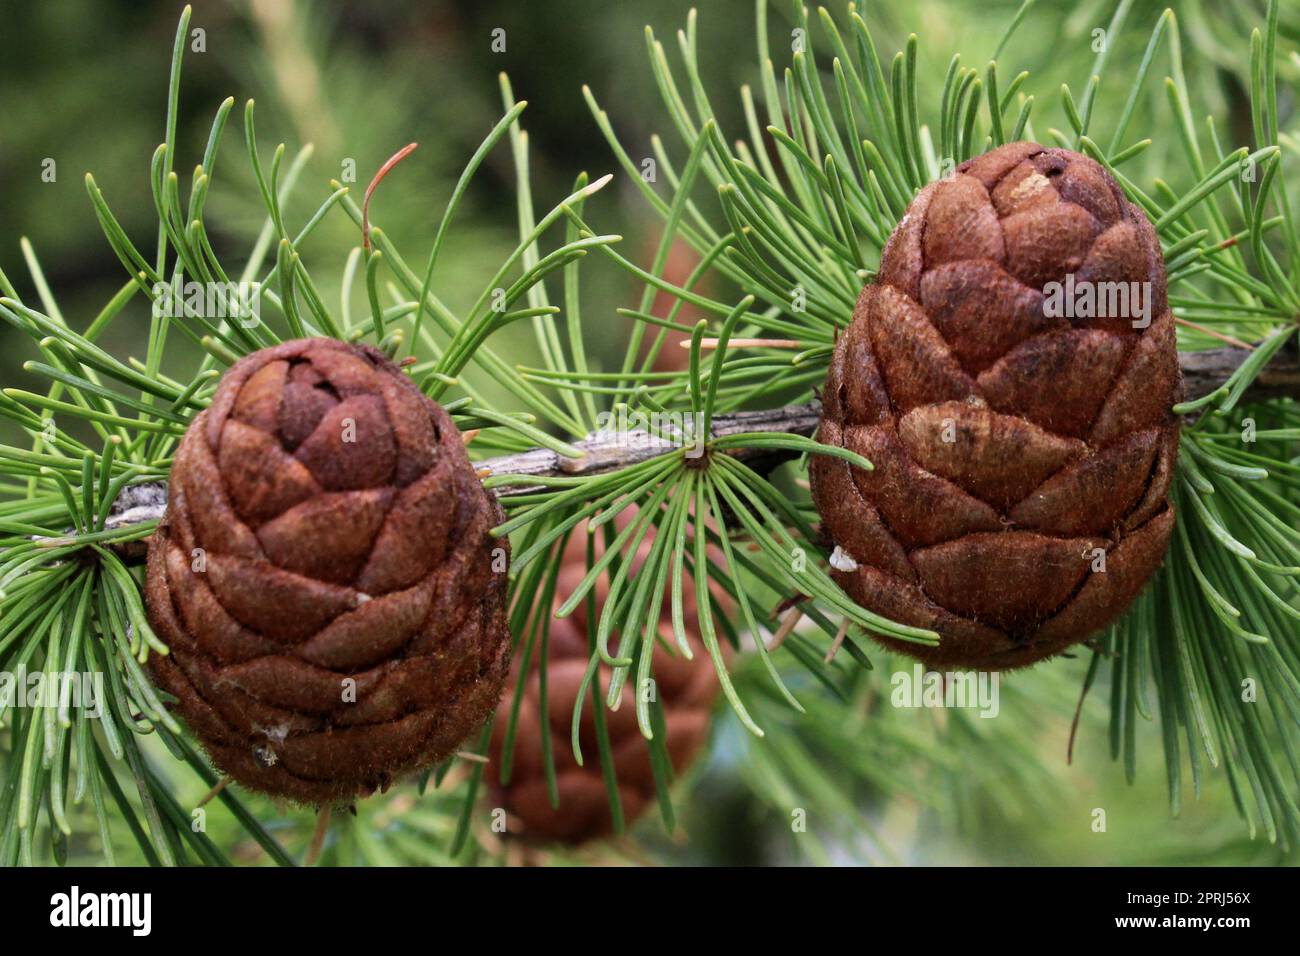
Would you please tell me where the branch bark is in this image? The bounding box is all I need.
[56,343,1300,549]
[1178,344,1300,402]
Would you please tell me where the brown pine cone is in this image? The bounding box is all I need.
[490,525,719,844]
[145,338,512,803]
[811,142,1181,670]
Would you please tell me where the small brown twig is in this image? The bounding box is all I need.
[304,805,332,866]
[36,345,1300,553]
[824,618,850,663]
[362,142,419,251]
[768,608,803,651]
[685,337,806,350]
[1173,316,1255,351]
[195,775,231,809]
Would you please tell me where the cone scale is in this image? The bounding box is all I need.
[490,526,718,844]
[812,142,1182,670]
[145,338,512,803]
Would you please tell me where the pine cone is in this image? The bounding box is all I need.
[490,526,719,844]
[145,338,512,803]
[811,142,1181,670]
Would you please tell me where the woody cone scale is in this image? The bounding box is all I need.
[811,142,1182,669]
[489,280,721,846]
[145,338,511,803]
[490,527,719,844]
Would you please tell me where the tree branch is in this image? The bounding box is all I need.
[1178,343,1300,402]
[52,343,1300,550]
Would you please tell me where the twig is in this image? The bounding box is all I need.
[768,609,803,651]
[33,345,1300,551]
[304,805,331,866]
[362,143,419,251]
[477,401,822,495]
[825,618,850,663]
[1179,342,1300,401]
[687,337,805,350]
[1173,316,1255,351]
[196,775,231,808]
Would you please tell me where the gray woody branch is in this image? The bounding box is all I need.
[78,342,1300,544]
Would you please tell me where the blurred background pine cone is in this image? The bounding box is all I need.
[490,523,721,845]
[146,338,511,803]
[812,142,1181,670]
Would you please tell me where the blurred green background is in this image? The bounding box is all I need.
[1,0,1296,865]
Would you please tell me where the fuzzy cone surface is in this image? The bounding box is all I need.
[146,338,511,803]
[490,523,719,844]
[811,142,1182,669]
